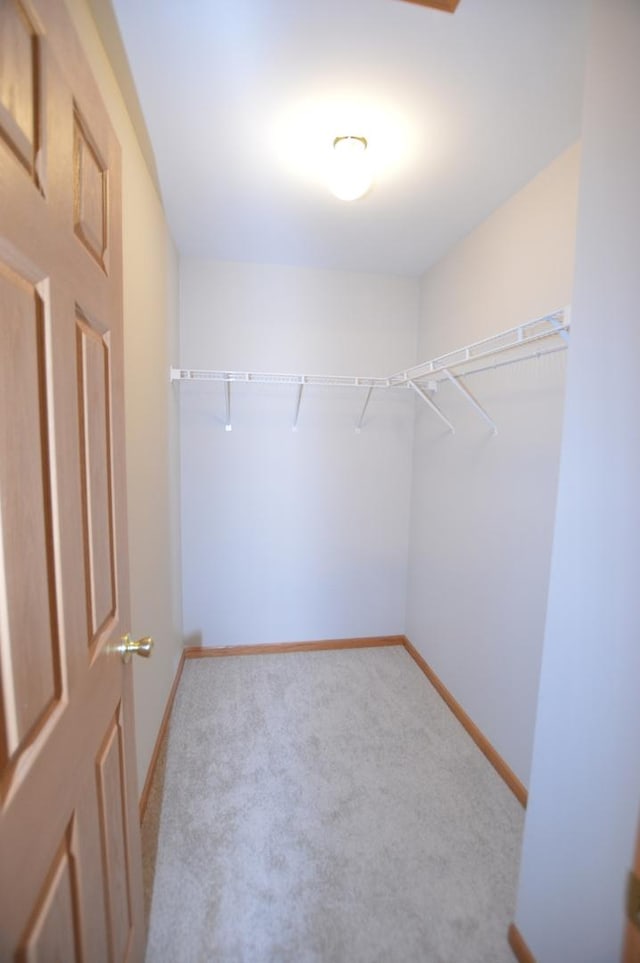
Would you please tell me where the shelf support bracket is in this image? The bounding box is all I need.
[356,386,374,433]
[548,311,570,343]
[442,368,497,434]
[224,380,232,432]
[292,382,304,431]
[409,380,455,433]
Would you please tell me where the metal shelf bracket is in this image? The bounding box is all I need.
[224,379,232,432]
[356,386,374,433]
[409,381,455,433]
[292,382,304,431]
[442,368,498,435]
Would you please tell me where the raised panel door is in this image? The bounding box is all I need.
[0,1,145,958]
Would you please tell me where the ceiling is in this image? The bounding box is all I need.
[109,0,589,277]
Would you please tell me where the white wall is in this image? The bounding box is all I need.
[179,260,418,646]
[405,144,581,787]
[66,0,184,793]
[514,2,640,959]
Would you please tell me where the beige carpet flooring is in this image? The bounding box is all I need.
[143,646,523,962]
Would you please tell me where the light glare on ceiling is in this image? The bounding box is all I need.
[270,96,415,199]
[328,135,374,201]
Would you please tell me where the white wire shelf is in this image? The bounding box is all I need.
[170,307,570,434]
[388,309,569,387]
[169,369,390,389]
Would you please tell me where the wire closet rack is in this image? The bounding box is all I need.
[170,307,570,435]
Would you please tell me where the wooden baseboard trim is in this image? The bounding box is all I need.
[138,650,186,822]
[508,923,536,962]
[402,636,528,808]
[184,636,405,659]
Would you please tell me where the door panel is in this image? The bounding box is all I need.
[0,1,145,958]
[73,108,108,270]
[76,310,117,648]
[0,0,42,183]
[96,708,134,963]
[0,262,61,769]
[18,820,83,963]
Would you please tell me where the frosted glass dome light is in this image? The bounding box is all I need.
[328,136,374,201]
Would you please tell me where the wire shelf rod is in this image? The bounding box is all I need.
[388,310,569,387]
[170,309,569,391]
[413,343,567,387]
[169,368,390,388]
[169,309,569,434]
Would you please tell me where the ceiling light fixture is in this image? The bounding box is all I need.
[328,135,374,201]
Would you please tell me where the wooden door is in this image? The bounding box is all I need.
[624,825,640,962]
[0,0,145,959]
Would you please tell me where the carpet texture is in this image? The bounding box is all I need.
[145,646,523,962]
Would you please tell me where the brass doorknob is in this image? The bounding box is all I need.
[118,633,154,663]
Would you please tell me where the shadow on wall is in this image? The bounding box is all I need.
[184,631,203,648]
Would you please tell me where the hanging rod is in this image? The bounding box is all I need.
[169,307,570,433]
[432,342,567,384]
